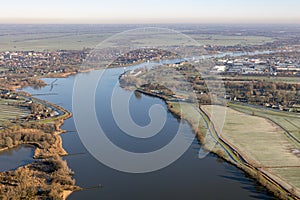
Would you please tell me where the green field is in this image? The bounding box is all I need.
[0,99,31,124]
[0,28,275,51]
[229,103,300,143]
[0,67,7,72]
[168,102,230,157]
[202,105,300,193]
[126,34,274,50]
[160,99,300,196]
[0,33,111,51]
[193,34,274,46]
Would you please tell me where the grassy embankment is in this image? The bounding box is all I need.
[159,98,300,200]
[227,103,300,190]
[202,104,300,199]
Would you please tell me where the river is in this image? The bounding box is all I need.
[17,59,276,200]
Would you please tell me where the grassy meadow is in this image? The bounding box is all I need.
[0,25,275,51]
[229,103,300,143]
[202,105,300,192]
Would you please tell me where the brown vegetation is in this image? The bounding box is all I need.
[0,95,76,199]
[0,155,79,200]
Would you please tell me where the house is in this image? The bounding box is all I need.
[212,65,226,73]
[49,111,59,117]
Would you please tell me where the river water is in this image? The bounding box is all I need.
[17,60,276,200]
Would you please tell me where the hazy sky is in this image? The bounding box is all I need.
[1,0,299,24]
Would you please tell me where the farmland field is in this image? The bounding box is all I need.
[0,67,7,72]
[0,25,275,51]
[191,34,274,46]
[202,105,300,193]
[229,103,300,142]
[0,99,31,124]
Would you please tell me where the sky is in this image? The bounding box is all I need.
[1,0,300,24]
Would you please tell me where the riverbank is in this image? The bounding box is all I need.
[201,105,300,199]
[0,94,72,155]
[0,92,79,199]
[134,88,299,200]
[43,68,94,79]
[0,66,90,199]
[63,190,73,200]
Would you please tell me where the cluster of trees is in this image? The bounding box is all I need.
[0,129,56,150]
[119,75,143,88]
[141,83,175,96]
[4,121,58,134]
[225,80,300,106]
[30,103,46,115]
[0,77,46,90]
[23,123,59,134]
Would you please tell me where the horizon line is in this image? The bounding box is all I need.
[0,22,300,25]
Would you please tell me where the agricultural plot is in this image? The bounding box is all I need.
[202,105,300,191]
[0,25,275,51]
[229,103,300,143]
[194,35,274,46]
[129,33,274,47]
[0,67,7,72]
[0,99,31,124]
[0,32,111,51]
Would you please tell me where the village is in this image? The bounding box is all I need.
[0,50,88,77]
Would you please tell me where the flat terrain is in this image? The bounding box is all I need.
[0,25,274,51]
[167,102,229,157]
[229,103,300,143]
[0,67,7,72]
[202,105,300,192]
[129,33,273,47]
[192,34,274,46]
[223,76,300,84]
[0,99,31,124]
[0,32,109,51]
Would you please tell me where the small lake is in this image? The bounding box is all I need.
[0,145,35,172]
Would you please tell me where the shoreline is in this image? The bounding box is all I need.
[0,99,72,155]
[134,88,299,200]
[63,190,73,200]
[0,86,77,199]
[200,105,300,199]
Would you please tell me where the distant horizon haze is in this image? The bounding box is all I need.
[1,0,300,24]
